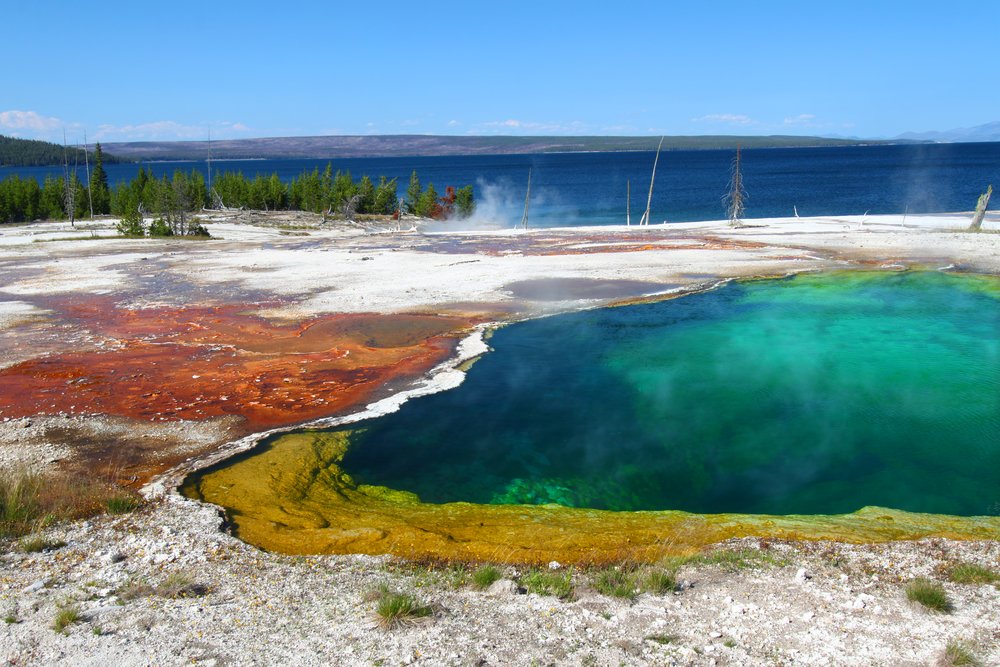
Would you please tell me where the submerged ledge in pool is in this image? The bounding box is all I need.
[181,271,1000,563]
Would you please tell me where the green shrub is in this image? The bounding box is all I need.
[147,218,173,237]
[115,207,145,236]
[905,578,953,612]
[471,564,502,590]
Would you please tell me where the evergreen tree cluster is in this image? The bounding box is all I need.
[0,135,123,167]
[404,170,475,219]
[0,160,475,225]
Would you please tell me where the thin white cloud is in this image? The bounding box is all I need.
[478,119,589,134]
[447,119,461,127]
[693,114,757,126]
[783,113,816,125]
[0,110,63,133]
[0,110,81,141]
[92,120,252,142]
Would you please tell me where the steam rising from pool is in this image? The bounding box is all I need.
[338,271,1000,516]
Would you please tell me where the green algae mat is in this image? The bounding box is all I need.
[183,271,1000,562]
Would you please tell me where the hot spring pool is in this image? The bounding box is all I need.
[182,271,1000,561]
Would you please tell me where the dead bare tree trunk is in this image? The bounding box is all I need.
[969,185,992,231]
[639,137,664,226]
[724,145,747,228]
[520,168,532,230]
[62,130,76,228]
[626,179,631,226]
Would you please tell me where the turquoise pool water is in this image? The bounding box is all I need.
[338,271,1000,516]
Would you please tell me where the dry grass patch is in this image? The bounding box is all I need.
[938,640,982,667]
[1,465,145,540]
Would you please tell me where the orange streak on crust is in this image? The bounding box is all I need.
[0,301,476,433]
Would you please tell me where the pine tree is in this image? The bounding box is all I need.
[357,175,376,214]
[406,170,422,213]
[90,143,111,214]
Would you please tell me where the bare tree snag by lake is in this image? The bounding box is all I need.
[62,130,76,228]
[725,145,747,228]
[520,168,532,230]
[639,136,664,226]
[626,179,631,226]
[969,184,992,231]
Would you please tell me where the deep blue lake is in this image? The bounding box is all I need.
[3,142,997,226]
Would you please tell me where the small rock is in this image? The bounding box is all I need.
[547,560,561,570]
[486,579,519,596]
[795,567,811,582]
[102,551,125,565]
[709,631,723,638]
[23,580,45,593]
[801,611,815,622]
[852,593,875,610]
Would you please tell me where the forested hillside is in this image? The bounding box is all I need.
[0,135,124,167]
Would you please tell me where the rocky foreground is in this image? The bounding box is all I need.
[1,495,998,666]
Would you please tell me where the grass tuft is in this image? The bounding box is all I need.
[118,573,207,601]
[373,590,433,630]
[117,578,156,601]
[1,465,145,539]
[520,569,574,600]
[940,640,981,667]
[52,604,80,634]
[0,466,42,538]
[642,568,678,595]
[156,572,208,599]
[592,567,637,600]
[947,563,999,586]
[18,536,66,553]
[905,578,953,613]
[104,492,142,515]
[691,547,790,571]
[645,634,678,645]
[471,564,502,590]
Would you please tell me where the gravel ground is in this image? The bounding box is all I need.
[1,495,997,666]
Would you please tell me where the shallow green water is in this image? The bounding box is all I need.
[338,271,1000,516]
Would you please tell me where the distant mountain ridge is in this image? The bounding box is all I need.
[101,134,902,161]
[896,121,1000,143]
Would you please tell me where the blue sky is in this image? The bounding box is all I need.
[2,1,995,143]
